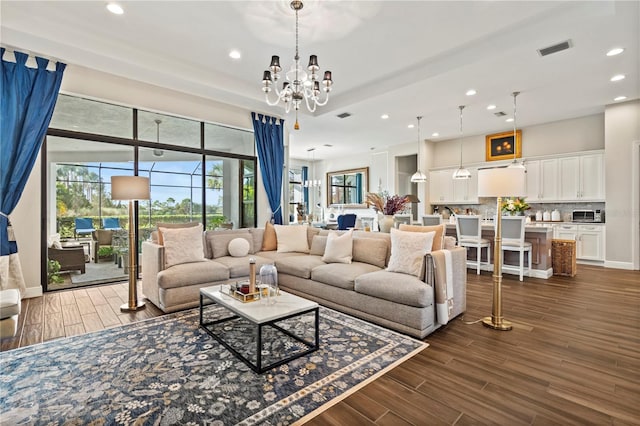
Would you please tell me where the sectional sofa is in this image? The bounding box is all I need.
[141,224,467,338]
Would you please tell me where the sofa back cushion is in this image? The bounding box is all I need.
[352,231,391,266]
[249,228,265,254]
[205,229,253,259]
[352,237,388,268]
[309,235,328,256]
[398,223,446,251]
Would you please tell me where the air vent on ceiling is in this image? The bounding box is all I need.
[336,112,352,119]
[538,40,572,57]
[494,111,507,117]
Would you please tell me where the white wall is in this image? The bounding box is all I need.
[604,100,640,269]
[429,114,605,169]
[16,64,275,296]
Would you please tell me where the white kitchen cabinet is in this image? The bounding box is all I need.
[559,153,604,201]
[526,159,559,201]
[453,167,478,203]
[429,170,454,204]
[553,223,605,261]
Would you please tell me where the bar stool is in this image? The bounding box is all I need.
[499,216,532,281]
[455,215,491,274]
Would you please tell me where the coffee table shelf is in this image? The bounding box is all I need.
[199,286,319,373]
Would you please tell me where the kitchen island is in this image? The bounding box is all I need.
[445,223,554,279]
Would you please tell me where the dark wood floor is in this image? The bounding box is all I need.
[2,266,639,424]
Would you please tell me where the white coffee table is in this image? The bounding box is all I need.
[199,285,319,373]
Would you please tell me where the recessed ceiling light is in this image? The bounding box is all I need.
[106,3,124,14]
[606,48,625,57]
[381,114,389,119]
[431,132,439,137]
[610,74,625,82]
[229,50,241,59]
[506,118,514,123]
[466,89,477,96]
[614,96,627,101]
[487,104,496,110]
[407,124,415,129]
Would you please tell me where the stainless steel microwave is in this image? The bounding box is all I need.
[572,209,604,223]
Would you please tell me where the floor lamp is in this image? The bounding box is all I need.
[111,176,150,312]
[477,167,526,331]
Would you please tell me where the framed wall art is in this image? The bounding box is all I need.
[485,130,522,162]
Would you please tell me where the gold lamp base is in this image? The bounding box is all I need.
[482,317,512,331]
[121,301,146,312]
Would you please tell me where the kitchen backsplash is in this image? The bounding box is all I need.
[433,200,606,222]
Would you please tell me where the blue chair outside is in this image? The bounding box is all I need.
[74,218,95,239]
[337,214,357,230]
[102,217,122,231]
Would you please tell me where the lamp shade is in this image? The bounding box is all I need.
[111,176,151,201]
[477,168,525,198]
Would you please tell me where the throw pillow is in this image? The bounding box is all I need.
[387,228,435,277]
[444,236,457,250]
[262,221,277,251]
[47,233,63,249]
[352,237,388,268]
[309,235,328,256]
[398,223,446,251]
[159,224,206,268]
[156,222,201,245]
[322,230,353,264]
[209,232,252,258]
[274,225,309,253]
[228,238,250,257]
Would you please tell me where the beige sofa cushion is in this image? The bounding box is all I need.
[248,228,265,254]
[322,231,353,264]
[155,222,201,245]
[213,255,274,278]
[352,231,391,266]
[205,229,252,259]
[255,251,306,262]
[275,225,309,253]
[159,225,207,268]
[311,262,381,291]
[387,228,435,277]
[352,237,388,268]
[157,260,229,289]
[354,270,433,308]
[309,235,327,256]
[275,255,326,279]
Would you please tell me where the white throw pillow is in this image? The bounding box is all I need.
[159,224,206,268]
[47,233,63,249]
[228,238,250,257]
[274,225,309,253]
[387,228,435,277]
[322,230,353,264]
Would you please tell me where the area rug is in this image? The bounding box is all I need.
[0,306,427,425]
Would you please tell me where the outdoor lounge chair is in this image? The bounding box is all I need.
[102,217,122,230]
[48,247,86,274]
[74,218,95,239]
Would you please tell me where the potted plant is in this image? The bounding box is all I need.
[366,192,410,232]
[47,260,64,284]
[97,246,115,261]
[501,197,530,216]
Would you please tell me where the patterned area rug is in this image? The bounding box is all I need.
[1,306,427,425]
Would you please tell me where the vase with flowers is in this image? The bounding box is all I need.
[501,197,530,216]
[366,192,410,232]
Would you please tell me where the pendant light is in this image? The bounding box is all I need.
[507,91,526,170]
[452,105,471,180]
[152,119,163,157]
[411,116,427,183]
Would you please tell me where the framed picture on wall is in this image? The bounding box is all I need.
[486,130,522,162]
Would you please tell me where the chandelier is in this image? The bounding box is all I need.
[261,0,333,129]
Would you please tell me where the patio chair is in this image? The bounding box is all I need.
[74,217,95,239]
[48,246,86,274]
[102,217,122,231]
[92,229,113,263]
[337,214,357,230]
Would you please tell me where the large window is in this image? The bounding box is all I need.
[44,95,256,291]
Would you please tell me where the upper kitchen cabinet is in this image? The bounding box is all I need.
[526,159,559,202]
[429,169,455,204]
[453,167,478,203]
[559,153,604,201]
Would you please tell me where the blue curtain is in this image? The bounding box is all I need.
[355,173,363,204]
[252,113,285,224]
[1,49,66,291]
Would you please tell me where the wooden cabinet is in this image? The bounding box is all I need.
[526,159,559,201]
[559,153,604,201]
[553,223,604,261]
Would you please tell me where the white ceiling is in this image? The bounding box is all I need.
[1,1,638,160]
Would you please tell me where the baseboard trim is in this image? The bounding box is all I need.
[604,260,635,270]
[469,264,552,279]
[24,286,43,299]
